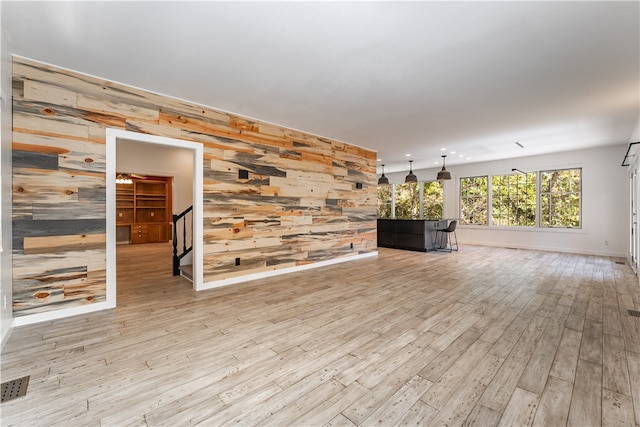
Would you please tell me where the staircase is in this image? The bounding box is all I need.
[179,264,193,281]
[172,205,193,279]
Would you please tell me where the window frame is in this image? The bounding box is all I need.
[376,181,445,220]
[459,175,489,225]
[394,182,421,219]
[376,184,393,219]
[491,172,537,227]
[458,167,582,230]
[539,167,582,229]
[422,180,444,220]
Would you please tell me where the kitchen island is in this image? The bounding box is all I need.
[377,218,454,252]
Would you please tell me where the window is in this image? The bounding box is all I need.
[376,185,392,219]
[540,168,581,228]
[460,176,488,225]
[395,183,420,219]
[376,181,444,219]
[459,167,582,229]
[491,172,537,226]
[423,181,444,219]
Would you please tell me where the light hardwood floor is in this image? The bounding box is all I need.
[2,243,640,426]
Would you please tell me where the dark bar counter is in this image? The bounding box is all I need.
[377,218,450,252]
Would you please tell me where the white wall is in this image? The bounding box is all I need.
[629,117,640,144]
[1,4,14,349]
[116,140,194,214]
[384,144,628,257]
[625,117,640,275]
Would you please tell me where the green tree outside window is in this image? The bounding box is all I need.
[377,185,392,219]
[423,181,444,219]
[395,183,420,219]
[376,181,443,219]
[460,176,488,225]
[491,172,537,226]
[541,168,581,228]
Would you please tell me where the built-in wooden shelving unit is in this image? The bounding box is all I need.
[116,175,172,244]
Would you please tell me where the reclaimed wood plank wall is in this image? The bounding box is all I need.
[11,57,378,317]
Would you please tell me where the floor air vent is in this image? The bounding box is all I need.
[1,376,30,403]
[628,309,640,317]
[615,261,626,265]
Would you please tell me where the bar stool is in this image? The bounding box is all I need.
[436,220,458,252]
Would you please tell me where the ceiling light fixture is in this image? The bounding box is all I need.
[437,155,451,181]
[405,160,418,183]
[511,168,527,175]
[116,173,133,184]
[378,164,389,185]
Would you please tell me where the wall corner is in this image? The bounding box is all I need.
[0,4,14,350]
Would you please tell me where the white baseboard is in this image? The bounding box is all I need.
[12,301,115,327]
[1,324,13,351]
[9,253,379,328]
[460,240,626,258]
[198,251,379,291]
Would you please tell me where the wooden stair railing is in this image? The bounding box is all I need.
[172,205,193,276]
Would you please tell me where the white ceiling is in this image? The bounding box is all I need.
[3,1,639,174]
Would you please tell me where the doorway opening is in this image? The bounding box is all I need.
[630,170,639,274]
[106,129,204,308]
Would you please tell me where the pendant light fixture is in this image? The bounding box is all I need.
[377,164,389,185]
[405,160,418,183]
[437,155,451,181]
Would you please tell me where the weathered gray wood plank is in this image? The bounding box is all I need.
[11,57,376,317]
